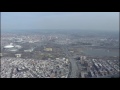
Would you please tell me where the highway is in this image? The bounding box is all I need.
[63,45,79,78]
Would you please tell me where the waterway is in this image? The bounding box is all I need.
[82,48,119,57]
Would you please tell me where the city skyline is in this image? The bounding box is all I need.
[1,12,119,31]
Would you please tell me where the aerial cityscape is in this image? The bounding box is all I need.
[0,12,119,78]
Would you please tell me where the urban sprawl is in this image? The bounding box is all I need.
[1,31,119,78]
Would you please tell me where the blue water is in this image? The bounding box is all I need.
[83,48,119,57]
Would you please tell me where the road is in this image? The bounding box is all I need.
[63,45,79,78]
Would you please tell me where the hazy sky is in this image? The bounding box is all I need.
[1,12,119,31]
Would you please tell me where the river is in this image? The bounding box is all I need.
[82,48,119,57]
